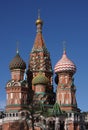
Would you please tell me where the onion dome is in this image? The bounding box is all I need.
[9,51,26,70]
[54,50,76,74]
[32,72,49,85]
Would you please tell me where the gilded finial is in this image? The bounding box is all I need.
[36,9,43,25]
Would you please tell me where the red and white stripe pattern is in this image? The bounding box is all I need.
[54,50,76,74]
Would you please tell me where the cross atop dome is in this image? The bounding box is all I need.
[62,40,66,54]
[16,40,20,54]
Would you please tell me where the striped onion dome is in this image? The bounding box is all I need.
[32,72,49,85]
[9,51,26,70]
[54,50,76,74]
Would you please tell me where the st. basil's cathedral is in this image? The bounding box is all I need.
[0,14,87,130]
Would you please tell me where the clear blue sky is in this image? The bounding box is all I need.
[0,0,88,112]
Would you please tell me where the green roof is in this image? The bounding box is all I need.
[32,72,49,85]
[53,102,62,116]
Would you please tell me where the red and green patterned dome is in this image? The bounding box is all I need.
[54,50,76,74]
[9,52,26,70]
[32,72,49,85]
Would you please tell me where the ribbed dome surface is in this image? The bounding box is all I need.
[9,53,26,70]
[32,72,49,85]
[54,50,76,74]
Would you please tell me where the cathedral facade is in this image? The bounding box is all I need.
[0,15,85,130]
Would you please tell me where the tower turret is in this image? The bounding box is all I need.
[32,71,55,105]
[6,50,29,112]
[9,50,26,81]
[54,49,80,112]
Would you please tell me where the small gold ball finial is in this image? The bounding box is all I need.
[35,9,43,25]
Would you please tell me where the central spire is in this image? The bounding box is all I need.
[28,11,53,89]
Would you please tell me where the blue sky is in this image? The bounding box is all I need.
[0,0,88,112]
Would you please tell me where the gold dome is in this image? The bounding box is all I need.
[35,18,43,25]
